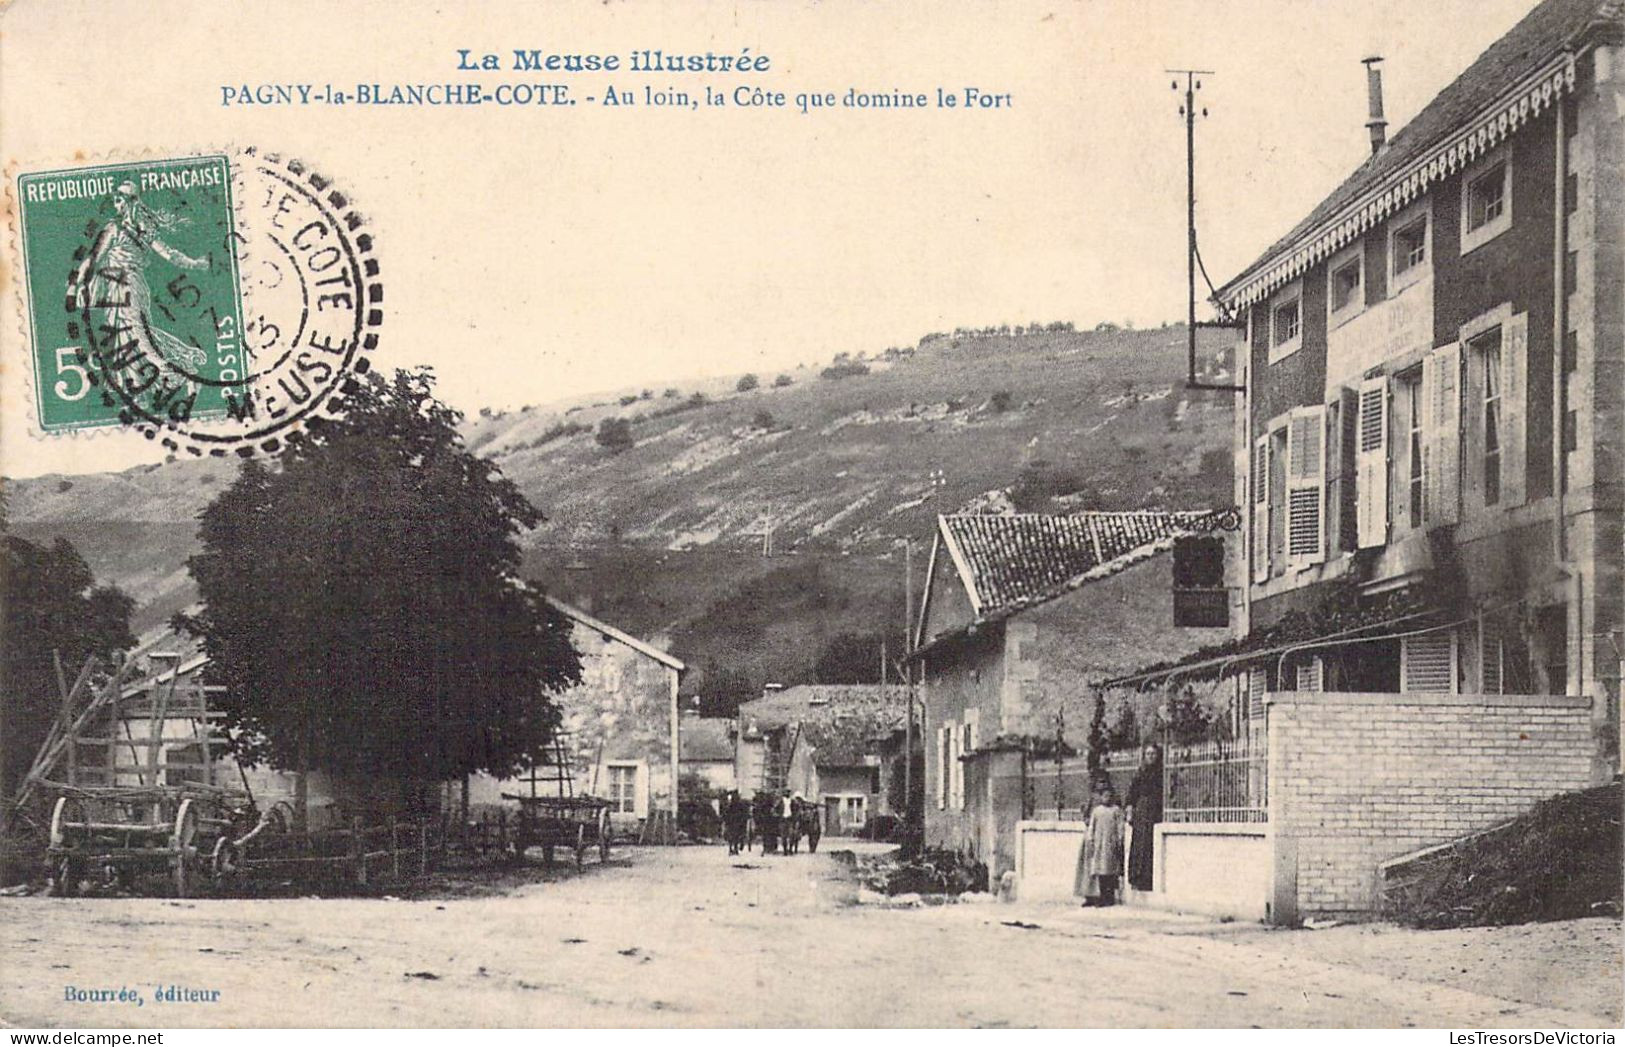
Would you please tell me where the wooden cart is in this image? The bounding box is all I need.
[46,787,272,897]
[502,794,612,870]
[25,652,274,897]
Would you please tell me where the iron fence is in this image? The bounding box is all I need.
[1163,728,1267,823]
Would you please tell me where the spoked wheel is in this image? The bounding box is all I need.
[264,802,292,835]
[171,800,198,898]
[210,836,242,883]
[597,808,611,862]
[48,797,86,897]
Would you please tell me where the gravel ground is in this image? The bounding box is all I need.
[1,843,1618,1028]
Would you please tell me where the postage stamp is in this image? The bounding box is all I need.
[17,156,244,433]
[13,148,381,455]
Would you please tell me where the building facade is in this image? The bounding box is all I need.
[733,684,900,836]
[911,511,1236,877]
[467,597,684,835]
[1215,0,1622,771]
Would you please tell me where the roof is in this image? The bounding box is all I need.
[736,685,904,768]
[1217,0,1622,309]
[920,511,1230,646]
[545,596,686,672]
[679,716,734,762]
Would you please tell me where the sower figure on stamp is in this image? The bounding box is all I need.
[75,182,213,373]
[1125,743,1163,893]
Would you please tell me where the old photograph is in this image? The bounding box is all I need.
[0,0,1621,1033]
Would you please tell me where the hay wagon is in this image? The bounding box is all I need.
[502,794,613,869]
[24,652,287,897]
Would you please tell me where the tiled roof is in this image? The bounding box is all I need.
[679,716,734,763]
[737,685,904,767]
[939,511,1224,621]
[1217,0,1622,305]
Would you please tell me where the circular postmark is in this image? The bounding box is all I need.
[59,148,380,456]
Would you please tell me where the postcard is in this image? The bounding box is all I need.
[1,0,1620,1034]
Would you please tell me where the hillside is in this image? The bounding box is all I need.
[5,325,1234,696]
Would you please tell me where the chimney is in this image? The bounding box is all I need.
[1362,56,1387,155]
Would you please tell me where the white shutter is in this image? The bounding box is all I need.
[1423,343,1462,526]
[1402,631,1458,693]
[1356,377,1389,548]
[1252,435,1271,582]
[1286,405,1327,567]
[935,726,947,809]
[1248,667,1268,719]
[1502,313,1528,507]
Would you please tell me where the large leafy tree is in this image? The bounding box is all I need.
[178,369,581,810]
[1,515,135,800]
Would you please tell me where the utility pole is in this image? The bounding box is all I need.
[903,539,914,835]
[1168,68,1245,393]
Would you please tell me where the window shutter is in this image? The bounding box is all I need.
[935,726,947,809]
[1356,377,1389,548]
[1247,667,1268,718]
[1423,342,1462,526]
[1294,656,1323,692]
[1326,388,1359,554]
[964,708,979,755]
[1252,435,1271,583]
[1402,631,1458,693]
[1286,405,1327,567]
[1501,313,1528,506]
[1479,618,1504,695]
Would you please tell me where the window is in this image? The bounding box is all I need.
[1471,327,1504,506]
[1330,259,1360,313]
[1274,300,1300,344]
[1267,282,1303,363]
[1393,218,1427,274]
[607,764,638,815]
[843,796,866,826]
[1460,150,1512,254]
[1401,373,1424,529]
[1466,163,1506,231]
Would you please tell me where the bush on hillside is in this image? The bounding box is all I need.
[596,417,634,453]
[820,361,870,381]
[736,374,759,392]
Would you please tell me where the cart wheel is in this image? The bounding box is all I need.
[210,836,241,883]
[48,796,83,850]
[266,802,292,835]
[574,824,587,871]
[598,809,611,862]
[49,854,80,898]
[171,800,198,898]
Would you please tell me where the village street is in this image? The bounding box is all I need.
[1,844,1619,1029]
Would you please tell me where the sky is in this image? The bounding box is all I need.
[0,0,1543,478]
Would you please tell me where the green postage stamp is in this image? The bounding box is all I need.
[14,149,381,454]
[16,155,248,433]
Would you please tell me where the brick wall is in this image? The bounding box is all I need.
[1267,690,1594,918]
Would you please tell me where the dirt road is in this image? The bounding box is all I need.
[1,844,1618,1028]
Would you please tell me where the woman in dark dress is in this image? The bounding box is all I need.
[1125,743,1163,892]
